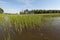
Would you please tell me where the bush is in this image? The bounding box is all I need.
[0,8,4,14]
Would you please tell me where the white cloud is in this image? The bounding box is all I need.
[16,0,34,6]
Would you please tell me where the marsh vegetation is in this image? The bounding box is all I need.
[0,14,60,40]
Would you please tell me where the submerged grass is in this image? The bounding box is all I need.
[0,14,59,29]
[0,13,60,40]
[0,13,60,31]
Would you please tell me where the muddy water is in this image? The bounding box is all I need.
[0,17,60,40]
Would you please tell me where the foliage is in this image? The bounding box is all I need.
[0,8,4,13]
[20,9,60,14]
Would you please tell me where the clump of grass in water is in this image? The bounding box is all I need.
[0,14,52,40]
[8,15,52,32]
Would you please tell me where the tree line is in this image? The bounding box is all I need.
[20,9,60,14]
[0,8,60,14]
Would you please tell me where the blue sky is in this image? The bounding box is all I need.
[0,0,60,13]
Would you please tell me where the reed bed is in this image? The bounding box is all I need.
[0,13,60,40]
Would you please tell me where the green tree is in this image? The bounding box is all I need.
[0,8,4,13]
[24,9,29,14]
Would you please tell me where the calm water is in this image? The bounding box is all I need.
[0,17,60,40]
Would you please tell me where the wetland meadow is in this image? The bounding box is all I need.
[0,14,60,40]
